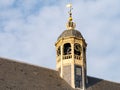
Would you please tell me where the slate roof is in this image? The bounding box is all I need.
[0,57,120,90]
[86,77,120,90]
[0,58,72,90]
[57,29,83,40]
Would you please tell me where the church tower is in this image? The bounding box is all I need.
[55,4,87,89]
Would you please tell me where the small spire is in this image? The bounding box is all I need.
[66,3,76,30]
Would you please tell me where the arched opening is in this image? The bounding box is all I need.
[63,43,71,55]
[57,46,61,56]
[83,47,86,57]
[74,43,81,55]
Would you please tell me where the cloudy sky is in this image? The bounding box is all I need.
[0,0,120,83]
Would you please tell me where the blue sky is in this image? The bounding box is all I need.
[0,0,120,83]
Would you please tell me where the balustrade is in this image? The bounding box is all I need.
[63,55,72,59]
[74,55,81,60]
[58,54,81,60]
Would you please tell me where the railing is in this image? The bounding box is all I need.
[63,55,72,59]
[57,54,81,61]
[74,55,81,60]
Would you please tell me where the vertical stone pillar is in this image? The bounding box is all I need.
[60,45,63,78]
[81,41,85,90]
[71,42,75,88]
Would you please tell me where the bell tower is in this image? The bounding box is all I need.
[55,3,87,89]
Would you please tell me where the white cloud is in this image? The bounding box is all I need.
[0,0,15,8]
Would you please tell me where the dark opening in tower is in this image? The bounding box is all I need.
[64,43,71,55]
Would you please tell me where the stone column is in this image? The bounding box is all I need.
[71,42,75,88]
[81,41,85,90]
[60,45,63,78]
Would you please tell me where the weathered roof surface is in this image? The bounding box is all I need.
[0,57,120,90]
[58,29,83,40]
[86,76,120,90]
[0,58,72,90]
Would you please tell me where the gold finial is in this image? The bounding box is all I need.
[66,3,72,21]
[66,3,76,30]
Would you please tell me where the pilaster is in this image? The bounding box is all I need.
[60,45,63,78]
[71,43,75,88]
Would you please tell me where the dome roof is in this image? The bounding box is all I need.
[57,29,83,40]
